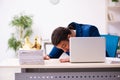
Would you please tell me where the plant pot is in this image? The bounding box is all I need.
[109,0,119,6]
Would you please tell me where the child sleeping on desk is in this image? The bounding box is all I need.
[44,22,101,63]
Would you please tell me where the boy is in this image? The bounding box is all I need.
[44,22,100,62]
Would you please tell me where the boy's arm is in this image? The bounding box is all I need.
[46,46,64,58]
[89,26,100,37]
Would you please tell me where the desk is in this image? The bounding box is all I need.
[0,58,120,80]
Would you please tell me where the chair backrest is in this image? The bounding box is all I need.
[44,42,53,55]
[101,35,119,57]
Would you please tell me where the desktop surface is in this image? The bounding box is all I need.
[1,58,120,80]
[0,58,120,68]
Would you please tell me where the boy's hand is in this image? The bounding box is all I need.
[59,57,70,63]
[44,55,50,60]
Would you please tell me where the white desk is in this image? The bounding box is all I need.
[0,58,120,80]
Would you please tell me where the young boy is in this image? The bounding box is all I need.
[44,22,100,62]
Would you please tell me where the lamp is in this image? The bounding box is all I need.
[50,0,60,5]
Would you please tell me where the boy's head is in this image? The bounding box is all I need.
[51,27,71,52]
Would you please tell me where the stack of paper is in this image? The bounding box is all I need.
[117,50,120,58]
[106,57,120,64]
[18,50,44,65]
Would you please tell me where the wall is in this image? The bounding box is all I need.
[0,0,106,80]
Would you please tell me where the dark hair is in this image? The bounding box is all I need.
[51,27,71,46]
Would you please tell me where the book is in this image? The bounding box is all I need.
[18,49,44,65]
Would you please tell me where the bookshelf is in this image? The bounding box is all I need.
[106,0,120,35]
[106,0,120,54]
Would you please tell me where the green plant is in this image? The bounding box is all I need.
[112,0,119,2]
[8,13,33,53]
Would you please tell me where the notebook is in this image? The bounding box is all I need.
[70,37,106,63]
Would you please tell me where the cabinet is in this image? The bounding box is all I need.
[106,0,120,35]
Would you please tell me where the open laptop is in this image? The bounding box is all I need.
[70,37,106,63]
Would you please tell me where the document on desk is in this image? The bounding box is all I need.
[18,50,44,65]
[105,57,120,64]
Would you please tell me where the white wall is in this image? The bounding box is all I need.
[0,0,106,60]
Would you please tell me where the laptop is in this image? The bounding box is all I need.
[70,37,106,63]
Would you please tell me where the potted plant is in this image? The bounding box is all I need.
[8,13,33,53]
[111,0,119,6]
[112,0,119,2]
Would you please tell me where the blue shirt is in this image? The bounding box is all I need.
[48,22,100,58]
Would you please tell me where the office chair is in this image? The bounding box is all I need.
[101,34,119,57]
[44,42,53,55]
